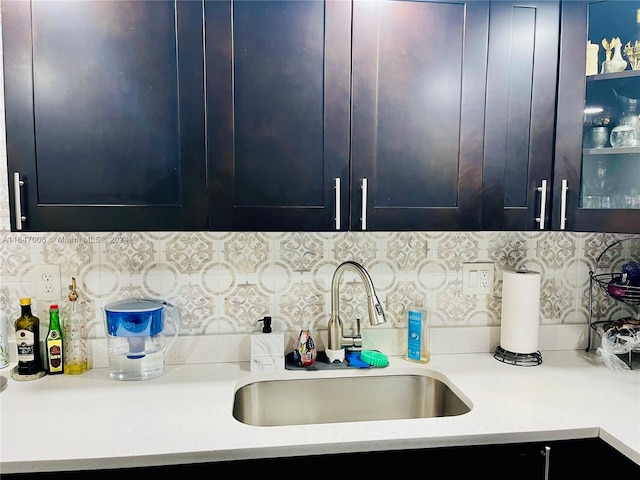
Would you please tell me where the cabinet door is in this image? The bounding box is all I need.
[206,0,351,231]
[350,0,488,231]
[554,0,640,233]
[3,0,207,231]
[482,1,560,231]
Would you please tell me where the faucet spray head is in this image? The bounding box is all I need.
[368,293,387,326]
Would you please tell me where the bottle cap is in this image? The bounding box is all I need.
[68,277,78,302]
[49,304,59,310]
[19,297,31,306]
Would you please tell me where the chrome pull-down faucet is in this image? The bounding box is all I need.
[326,261,387,363]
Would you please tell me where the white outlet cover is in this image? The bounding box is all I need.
[35,264,62,302]
[462,262,493,295]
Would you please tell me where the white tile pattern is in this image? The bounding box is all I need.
[1,229,635,349]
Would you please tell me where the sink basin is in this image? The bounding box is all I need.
[233,373,471,426]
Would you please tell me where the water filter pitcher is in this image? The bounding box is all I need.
[104,298,180,381]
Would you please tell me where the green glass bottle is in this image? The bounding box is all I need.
[45,304,64,374]
[14,297,44,375]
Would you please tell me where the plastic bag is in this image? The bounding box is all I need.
[595,318,640,373]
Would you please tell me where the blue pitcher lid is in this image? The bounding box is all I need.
[104,298,164,313]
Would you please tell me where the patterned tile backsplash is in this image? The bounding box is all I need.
[0,14,636,361]
[0,228,636,356]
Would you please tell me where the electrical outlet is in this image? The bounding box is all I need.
[35,264,62,301]
[480,269,491,288]
[463,262,493,295]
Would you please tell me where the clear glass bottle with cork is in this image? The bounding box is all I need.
[63,277,88,374]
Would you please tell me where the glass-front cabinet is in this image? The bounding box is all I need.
[555,0,640,233]
[582,1,640,209]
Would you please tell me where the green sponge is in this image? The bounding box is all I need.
[359,350,389,367]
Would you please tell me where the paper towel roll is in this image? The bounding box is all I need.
[500,269,541,354]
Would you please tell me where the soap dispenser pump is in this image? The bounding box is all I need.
[257,316,272,333]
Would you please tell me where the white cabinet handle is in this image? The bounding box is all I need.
[542,445,551,480]
[536,179,548,230]
[334,178,341,230]
[360,178,368,230]
[560,179,568,230]
[13,172,26,231]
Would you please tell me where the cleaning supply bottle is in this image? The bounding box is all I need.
[45,304,64,374]
[405,306,430,364]
[63,277,88,374]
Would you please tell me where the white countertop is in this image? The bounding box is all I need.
[1,350,639,474]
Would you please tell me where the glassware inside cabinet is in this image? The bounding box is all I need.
[580,1,640,211]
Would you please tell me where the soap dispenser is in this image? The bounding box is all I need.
[250,316,284,373]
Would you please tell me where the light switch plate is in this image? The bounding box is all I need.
[462,262,493,295]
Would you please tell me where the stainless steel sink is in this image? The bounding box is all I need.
[233,373,471,426]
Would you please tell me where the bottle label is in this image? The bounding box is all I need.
[47,339,64,373]
[16,329,35,362]
[407,310,423,361]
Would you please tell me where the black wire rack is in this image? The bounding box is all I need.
[592,273,640,306]
[587,237,640,369]
[493,346,542,367]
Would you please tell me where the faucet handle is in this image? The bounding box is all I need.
[350,319,363,349]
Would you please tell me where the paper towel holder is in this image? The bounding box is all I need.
[494,265,543,367]
[494,346,542,366]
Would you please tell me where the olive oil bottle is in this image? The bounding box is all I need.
[45,304,64,374]
[14,297,44,375]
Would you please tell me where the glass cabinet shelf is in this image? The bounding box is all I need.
[583,146,640,155]
[587,70,639,82]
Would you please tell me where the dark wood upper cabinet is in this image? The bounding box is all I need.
[206,0,491,232]
[205,0,351,231]
[482,1,560,231]
[6,0,635,233]
[205,0,565,232]
[3,0,207,231]
[350,0,489,231]
[481,0,640,234]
